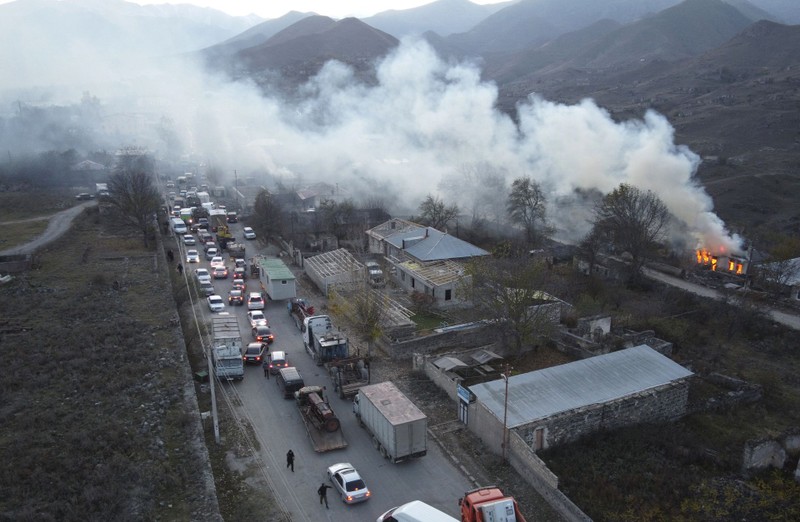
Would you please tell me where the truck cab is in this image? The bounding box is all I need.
[459,486,526,522]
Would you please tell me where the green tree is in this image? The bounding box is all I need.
[591,183,670,278]
[107,151,160,247]
[507,176,548,245]
[416,194,459,231]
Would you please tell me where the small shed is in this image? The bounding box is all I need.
[259,258,296,301]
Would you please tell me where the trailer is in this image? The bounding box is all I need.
[211,315,244,381]
[259,257,296,301]
[327,356,370,399]
[288,297,315,331]
[353,381,427,463]
[295,385,348,452]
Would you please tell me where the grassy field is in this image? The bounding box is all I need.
[0,218,49,250]
[0,190,78,221]
[0,204,219,519]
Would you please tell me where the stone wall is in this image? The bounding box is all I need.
[384,322,498,359]
[516,380,690,449]
[507,432,591,522]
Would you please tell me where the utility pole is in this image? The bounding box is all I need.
[502,363,511,460]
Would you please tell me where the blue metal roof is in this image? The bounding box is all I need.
[469,345,693,428]
[386,227,488,261]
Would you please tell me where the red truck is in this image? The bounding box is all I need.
[459,486,527,522]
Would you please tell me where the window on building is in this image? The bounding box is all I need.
[401,271,405,282]
[411,278,415,289]
[281,280,287,285]
[445,289,452,301]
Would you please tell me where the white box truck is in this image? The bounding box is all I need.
[211,315,243,381]
[353,381,427,463]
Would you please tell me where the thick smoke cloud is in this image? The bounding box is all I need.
[2,36,740,253]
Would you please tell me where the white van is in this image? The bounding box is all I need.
[376,500,458,522]
[170,217,187,234]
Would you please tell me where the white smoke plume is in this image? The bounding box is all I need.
[2,36,741,254]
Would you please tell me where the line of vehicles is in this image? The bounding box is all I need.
[166,176,526,521]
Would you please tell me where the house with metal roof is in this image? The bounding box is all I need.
[465,345,693,454]
[365,218,490,306]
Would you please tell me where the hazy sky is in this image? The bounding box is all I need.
[87,0,509,19]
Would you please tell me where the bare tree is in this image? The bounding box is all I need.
[460,256,557,356]
[253,189,283,238]
[507,176,549,245]
[440,162,508,227]
[319,198,355,240]
[591,183,670,278]
[106,152,161,247]
[329,282,386,359]
[416,194,459,231]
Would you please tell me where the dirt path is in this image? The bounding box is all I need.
[643,267,800,331]
[0,200,96,256]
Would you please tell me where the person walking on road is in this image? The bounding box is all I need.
[176,263,183,275]
[263,359,270,378]
[318,482,331,508]
[286,449,294,472]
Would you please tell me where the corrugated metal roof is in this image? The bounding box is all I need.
[469,345,693,428]
[258,258,295,280]
[434,356,469,372]
[386,227,488,261]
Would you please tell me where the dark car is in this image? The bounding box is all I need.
[243,342,266,364]
[252,325,274,344]
[226,212,238,223]
[228,289,244,305]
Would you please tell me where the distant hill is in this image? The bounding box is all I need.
[445,0,683,54]
[233,16,399,84]
[362,0,511,38]
[490,18,800,234]
[201,11,315,61]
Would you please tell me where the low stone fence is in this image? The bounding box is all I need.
[507,431,591,521]
[384,321,496,359]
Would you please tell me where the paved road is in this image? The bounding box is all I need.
[0,200,96,256]
[179,221,470,521]
[643,267,800,331]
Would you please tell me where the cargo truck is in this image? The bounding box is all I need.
[211,315,244,381]
[353,381,427,463]
[303,315,349,365]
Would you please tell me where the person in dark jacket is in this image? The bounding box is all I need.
[318,483,331,508]
[286,449,294,472]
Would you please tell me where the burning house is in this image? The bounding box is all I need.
[695,248,749,276]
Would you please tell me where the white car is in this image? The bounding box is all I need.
[205,246,219,259]
[207,295,225,313]
[195,268,212,284]
[247,310,268,329]
[182,234,196,246]
[326,463,370,504]
[243,227,256,240]
[185,249,200,263]
[247,293,265,310]
[209,256,225,268]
